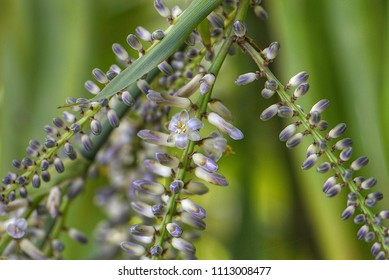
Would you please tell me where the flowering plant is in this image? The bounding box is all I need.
[0,0,388,259]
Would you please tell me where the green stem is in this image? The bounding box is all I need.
[152,0,251,260]
[238,38,389,256]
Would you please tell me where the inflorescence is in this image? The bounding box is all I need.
[1,0,387,260]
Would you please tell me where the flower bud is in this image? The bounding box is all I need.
[262,42,280,60]
[194,167,228,186]
[207,112,243,140]
[260,104,278,121]
[120,241,145,256]
[233,20,247,37]
[166,222,183,237]
[287,71,309,88]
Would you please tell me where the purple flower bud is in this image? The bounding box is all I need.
[287,71,309,88]
[328,123,347,139]
[32,174,41,188]
[130,224,155,237]
[166,222,183,237]
[92,68,109,84]
[334,138,353,150]
[121,90,134,106]
[155,152,180,168]
[6,218,28,239]
[180,212,206,230]
[170,180,184,193]
[81,134,93,151]
[112,43,130,62]
[192,153,218,173]
[279,124,296,142]
[341,205,355,220]
[294,82,310,98]
[135,26,152,41]
[62,111,76,123]
[194,167,228,186]
[254,5,268,20]
[131,201,154,218]
[144,159,172,177]
[47,187,61,218]
[265,79,278,90]
[181,199,206,219]
[260,104,278,121]
[301,154,318,170]
[364,232,375,243]
[354,214,366,224]
[158,61,174,75]
[309,111,321,125]
[183,181,209,195]
[340,147,353,161]
[351,156,369,171]
[361,177,377,190]
[151,29,165,41]
[132,180,165,196]
[261,88,275,99]
[207,112,243,140]
[262,42,280,60]
[208,99,233,122]
[54,157,65,173]
[126,34,143,52]
[150,245,163,257]
[371,242,381,256]
[151,203,165,216]
[154,0,171,18]
[235,72,258,86]
[90,119,102,136]
[147,90,191,109]
[357,224,369,240]
[120,241,145,256]
[70,123,81,133]
[277,106,294,118]
[107,109,120,128]
[233,20,247,37]
[40,159,50,171]
[137,129,175,147]
[317,162,331,173]
[171,5,182,19]
[317,120,329,131]
[199,73,215,95]
[310,99,330,114]
[84,80,100,95]
[176,73,202,97]
[379,210,389,219]
[286,132,303,149]
[325,183,342,197]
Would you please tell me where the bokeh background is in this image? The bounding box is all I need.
[1,0,388,259]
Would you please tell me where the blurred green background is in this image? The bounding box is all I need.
[1,0,388,259]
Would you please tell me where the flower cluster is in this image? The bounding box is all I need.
[234,25,389,259]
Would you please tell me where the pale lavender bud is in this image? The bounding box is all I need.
[309,111,321,125]
[341,205,355,220]
[81,134,93,151]
[354,214,366,224]
[70,123,81,133]
[365,192,383,207]
[351,156,369,171]
[279,124,296,142]
[357,224,369,240]
[54,157,65,173]
[194,167,228,186]
[135,26,152,41]
[322,176,337,193]
[199,73,215,94]
[379,210,389,219]
[155,152,180,168]
[208,99,233,122]
[40,159,50,171]
[286,132,303,149]
[121,90,135,106]
[90,119,102,135]
[32,173,41,188]
[325,184,342,197]
[67,178,84,199]
[172,237,195,255]
[52,117,65,129]
[147,90,191,109]
[261,88,275,99]
[287,71,309,88]
[208,12,225,29]
[166,222,183,237]
[151,29,165,41]
[254,5,268,20]
[260,104,278,121]
[293,82,310,98]
[6,218,28,239]
[84,80,100,95]
[364,232,375,243]
[144,159,172,177]
[233,20,247,37]
[183,181,209,195]
[170,180,184,193]
[328,123,347,139]
[301,154,318,170]
[176,73,202,97]
[121,241,145,256]
[361,177,377,190]
[375,251,386,260]
[126,34,143,52]
[192,153,218,173]
[137,79,151,94]
[180,212,206,230]
[131,201,154,218]
[334,138,353,150]
[137,129,175,147]
[341,169,353,181]
[158,61,174,75]
[317,120,329,131]
[207,112,243,140]
[316,162,331,173]
[310,99,330,113]
[235,72,258,86]
[154,0,171,18]
[265,79,278,91]
[107,109,120,128]
[130,224,155,237]
[340,147,353,161]
[132,180,165,196]
[151,204,165,216]
[277,106,294,118]
[262,42,280,60]
[371,242,381,256]
[92,68,109,84]
[172,6,182,18]
[112,43,130,61]
[62,111,76,123]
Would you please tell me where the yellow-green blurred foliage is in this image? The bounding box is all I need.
[1,0,388,259]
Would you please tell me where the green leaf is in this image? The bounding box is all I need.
[90,0,222,102]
